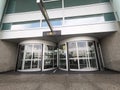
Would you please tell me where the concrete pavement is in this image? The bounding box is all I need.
[0,72,120,90]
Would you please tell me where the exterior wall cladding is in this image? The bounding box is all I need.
[0,0,120,72]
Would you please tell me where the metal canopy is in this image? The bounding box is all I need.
[36,0,53,33]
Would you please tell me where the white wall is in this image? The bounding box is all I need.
[0,0,6,22]
[0,22,118,39]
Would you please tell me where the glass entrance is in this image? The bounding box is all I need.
[43,45,57,71]
[17,44,42,71]
[68,41,98,71]
[17,38,100,72]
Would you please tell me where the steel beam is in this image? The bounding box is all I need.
[36,0,53,32]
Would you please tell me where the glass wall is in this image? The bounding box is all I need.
[5,0,110,14]
[17,44,43,71]
[17,38,101,72]
[68,40,98,71]
[17,41,57,72]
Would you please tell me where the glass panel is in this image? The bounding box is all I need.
[19,52,24,60]
[77,41,87,58]
[11,21,40,30]
[44,59,53,69]
[64,0,105,7]
[64,15,104,26]
[59,44,66,69]
[54,59,57,67]
[15,0,39,13]
[25,45,32,52]
[33,44,42,51]
[59,60,66,69]
[78,41,86,48]
[69,59,78,69]
[5,0,39,14]
[53,50,57,67]
[20,45,25,51]
[42,19,62,27]
[44,45,54,69]
[32,60,38,68]
[79,59,87,69]
[78,50,87,58]
[17,45,24,70]
[88,42,96,57]
[25,52,32,59]
[33,52,39,59]
[68,42,77,58]
[104,12,116,21]
[24,61,31,69]
[44,0,62,9]
[87,41,97,68]
[2,23,12,30]
[89,59,97,68]
[17,60,23,70]
[5,0,16,14]
[39,60,42,68]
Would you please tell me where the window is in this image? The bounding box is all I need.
[64,0,109,7]
[2,21,40,30]
[41,18,62,27]
[64,15,104,26]
[104,12,116,21]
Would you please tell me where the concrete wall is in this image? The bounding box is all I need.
[0,40,17,72]
[100,22,120,71]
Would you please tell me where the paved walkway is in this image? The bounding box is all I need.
[0,72,120,90]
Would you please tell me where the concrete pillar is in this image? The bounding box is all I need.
[0,40,17,72]
[100,23,120,71]
[0,0,7,22]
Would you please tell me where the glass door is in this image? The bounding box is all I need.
[59,44,67,70]
[43,45,56,71]
[87,41,98,69]
[32,44,42,70]
[78,41,88,70]
[68,41,79,70]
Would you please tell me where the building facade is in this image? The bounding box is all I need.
[0,0,120,72]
